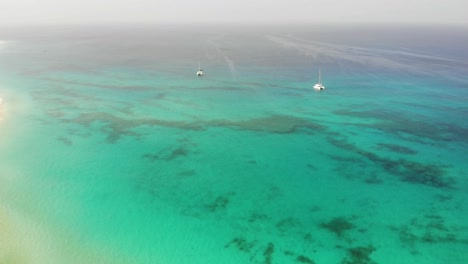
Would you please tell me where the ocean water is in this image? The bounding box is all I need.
[0,24,467,264]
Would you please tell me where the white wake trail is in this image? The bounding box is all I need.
[267,35,468,80]
[207,40,237,80]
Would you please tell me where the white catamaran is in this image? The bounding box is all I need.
[313,70,325,90]
[196,63,204,76]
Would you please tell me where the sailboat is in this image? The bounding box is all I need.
[313,70,325,90]
[196,63,204,76]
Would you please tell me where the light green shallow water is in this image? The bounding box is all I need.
[0,25,467,264]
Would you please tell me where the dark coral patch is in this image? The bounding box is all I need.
[143,145,192,162]
[248,212,270,223]
[248,160,258,165]
[381,158,453,188]
[142,153,159,161]
[263,243,275,264]
[177,170,196,177]
[364,174,383,184]
[320,217,356,237]
[66,112,324,143]
[57,136,73,146]
[328,137,454,189]
[165,145,189,160]
[296,255,315,264]
[205,196,230,212]
[394,214,466,254]
[376,143,417,155]
[225,237,257,253]
[210,115,326,134]
[334,108,468,143]
[276,217,302,234]
[66,112,204,143]
[341,245,377,264]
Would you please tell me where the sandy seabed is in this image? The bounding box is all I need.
[0,198,131,264]
[0,87,128,264]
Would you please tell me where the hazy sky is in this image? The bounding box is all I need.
[1,0,467,25]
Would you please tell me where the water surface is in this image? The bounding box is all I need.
[0,24,467,264]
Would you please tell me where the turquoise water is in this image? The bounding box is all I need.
[0,25,467,263]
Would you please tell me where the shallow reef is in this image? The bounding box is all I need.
[328,137,455,189]
[390,160,453,188]
[64,112,326,144]
[209,114,326,134]
[66,111,203,143]
[393,214,468,254]
[225,236,317,264]
[334,108,468,143]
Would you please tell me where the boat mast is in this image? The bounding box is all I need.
[318,70,322,85]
